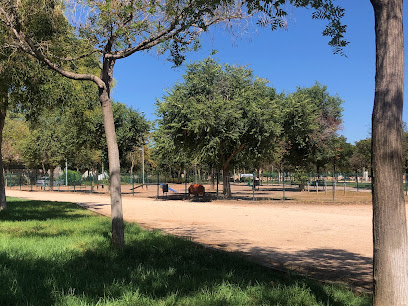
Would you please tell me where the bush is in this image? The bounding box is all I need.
[59,170,82,186]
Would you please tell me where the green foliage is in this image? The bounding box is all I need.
[5,99,149,173]
[60,169,82,185]
[20,117,64,171]
[293,167,310,184]
[245,0,348,55]
[93,102,150,170]
[1,113,30,169]
[151,132,192,173]
[281,82,344,172]
[67,0,251,66]
[330,135,354,173]
[0,198,372,305]
[16,80,101,172]
[350,138,371,172]
[155,57,281,174]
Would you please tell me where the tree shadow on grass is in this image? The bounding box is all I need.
[0,200,91,221]
[155,225,373,291]
[0,200,372,305]
[242,246,373,290]
[0,231,372,306]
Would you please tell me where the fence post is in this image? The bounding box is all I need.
[216,172,219,200]
[185,172,188,195]
[283,172,286,201]
[252,172,255,201]
[132,172,135,197]
[156,173,159,200]
[343,175,346,196]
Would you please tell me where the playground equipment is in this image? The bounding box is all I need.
[160,183,179,193]
[188,184,205,197]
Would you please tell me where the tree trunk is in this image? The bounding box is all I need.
[130,160,134,176]
[0,95,7,210]
[371,1,408,304]
[222,164,231,198]
[220,144,245,198]
[100,57,125,248]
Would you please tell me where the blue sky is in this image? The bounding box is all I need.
[112,1,408,144]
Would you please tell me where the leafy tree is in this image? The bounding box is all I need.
[151,131,192,182]
[0,0,250,246]
[127,143,156,176]
[18,99,148,185]
[156,58,281,197]
[350,138,371,173]
[20,117,63,188]
[1,113,30,170]
[281,83,343,174]
[0,50,79,207]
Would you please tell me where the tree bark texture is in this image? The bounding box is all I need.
[100,58,125,247]
[371,1,408,304]
[0,94,7,211]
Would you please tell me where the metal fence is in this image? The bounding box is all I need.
[5,169,408,200]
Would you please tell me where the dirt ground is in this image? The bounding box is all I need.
[6,184,408,291]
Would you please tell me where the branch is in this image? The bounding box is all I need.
[224,143,246,168]
[105,12,185,59]
[0,6,105,89]
[51,49,101,62]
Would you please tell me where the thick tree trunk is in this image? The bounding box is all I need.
[371,1,408,304]
[100,57,125,248]
[0,95,7,210]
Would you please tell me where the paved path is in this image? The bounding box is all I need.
[6,189,378,289]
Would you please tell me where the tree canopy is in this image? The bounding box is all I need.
[156,58,281,196]
[281,83,343,172]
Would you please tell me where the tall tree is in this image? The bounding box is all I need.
[0,0,249,247]
[281,83,343,173]
[156,58,281,197]
[350,138,371,173]
[370,0,408,304]
[1,113,30,170]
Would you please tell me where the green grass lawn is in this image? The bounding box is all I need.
[0,198,371,305]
